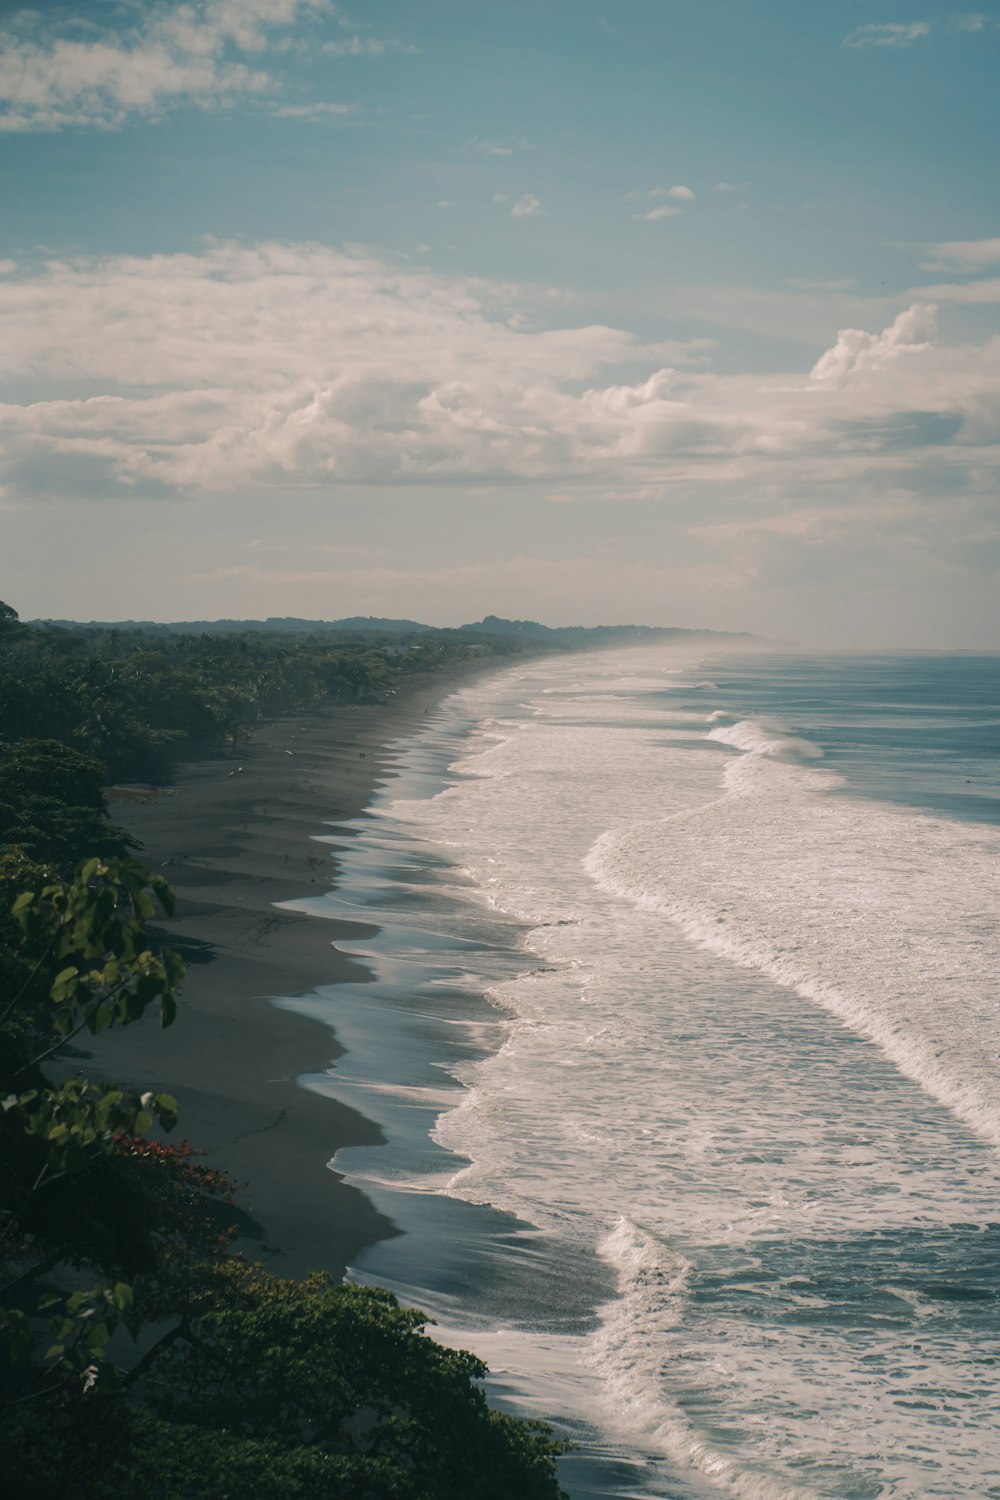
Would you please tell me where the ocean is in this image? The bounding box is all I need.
[279,645,1000,1499]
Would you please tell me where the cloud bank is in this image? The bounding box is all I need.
[1,242,997,543]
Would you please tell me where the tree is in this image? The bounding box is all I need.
[0,857,568,1499]
[0,857,183,1398]
[6,1265,567,1500]
[0,600,26,643]
[0,741,137,872]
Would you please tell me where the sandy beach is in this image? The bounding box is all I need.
[88,674,474,1280]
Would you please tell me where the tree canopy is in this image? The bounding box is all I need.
[0,602,569,1497]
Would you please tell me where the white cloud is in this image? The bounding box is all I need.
[1,245,998,594]
[917,238,1000,271]
[843,21,931,48]
[714,182,736,192]
[809,304,937,384]
[628,185,692,219]
[511,194,541,218]
[633,205,681,222]
[437,199,457,209]
[631,185,694,202]
[5,244,1000,640]
[0,0,393,132]
[952,13,988,31]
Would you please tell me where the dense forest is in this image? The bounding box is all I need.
[0,602,567,1497]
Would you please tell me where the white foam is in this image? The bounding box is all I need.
[592,1220,820,1500]
[588,743,1000,1152]
[369,645,1000,1498]
[706,717,825,759]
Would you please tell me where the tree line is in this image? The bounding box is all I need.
[0,602,567,1498]
[0,602,529,781]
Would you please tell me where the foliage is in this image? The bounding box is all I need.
[4,1265,566,1500]
[0,599,535,782]
[0,857,185,1399]
[0,740,137,873]
[0,853,567,1496]
[0,599,568,1496]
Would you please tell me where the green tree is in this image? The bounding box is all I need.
[5,1264,567,1500]
[0,741,137,872]
[0,857,568,1499]
[0,600,26,643]
[0,857,183,1391]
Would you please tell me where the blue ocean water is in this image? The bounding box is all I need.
[286,647,1000,1499]
[679,652,1000,827]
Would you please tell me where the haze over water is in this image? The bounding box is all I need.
[301,644,1000,1498]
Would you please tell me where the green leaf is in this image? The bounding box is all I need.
[155,1092,178,1130]
[131,888,155,922]
[51,964,80,999]
[153,878,176,918]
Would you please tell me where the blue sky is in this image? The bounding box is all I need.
[1,0,998,644]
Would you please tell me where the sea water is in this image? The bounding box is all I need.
[286,647,1000,1498]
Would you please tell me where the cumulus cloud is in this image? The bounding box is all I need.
[0,0,389,131]
[843,21,931,48]
[809,304,937,383]
[0,245,997,550]
[511,194,541,218]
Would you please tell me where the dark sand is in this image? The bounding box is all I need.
[89,676,471,1280]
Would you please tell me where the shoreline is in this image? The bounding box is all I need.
[87,671,481,1280]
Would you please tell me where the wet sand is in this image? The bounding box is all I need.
[89,675,474,1280]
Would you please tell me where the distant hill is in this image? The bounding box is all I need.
[459,615,758,646]
[35,615,435,637]
[33,613,765,647]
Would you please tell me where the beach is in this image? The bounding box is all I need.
[80,644,1000,1498]
[90,674,474,1281]
[359,645,1000,1499]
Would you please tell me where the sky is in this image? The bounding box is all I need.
[0,0,998,645]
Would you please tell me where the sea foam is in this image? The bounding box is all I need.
[587,718,1000,1152]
